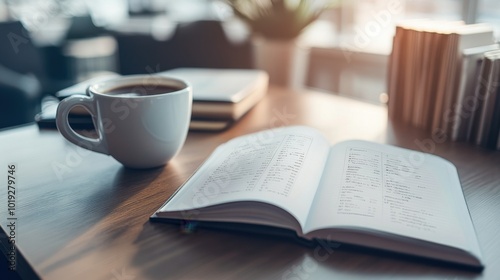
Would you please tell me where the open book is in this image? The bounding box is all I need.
[151,126,483,268]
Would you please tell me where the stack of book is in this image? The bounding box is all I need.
[161,68,269,131]
[387,20,498,147]
[36,68,269,132]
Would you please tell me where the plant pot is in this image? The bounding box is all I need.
[252,37,310,89]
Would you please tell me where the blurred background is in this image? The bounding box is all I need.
[0,0,499,129]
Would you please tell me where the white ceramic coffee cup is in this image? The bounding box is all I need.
[56,75,192,169]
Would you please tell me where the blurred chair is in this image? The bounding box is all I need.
[0,21,46,79]
[0,64,41,129]
[0,20,43,129]
[114,20,253,75]
[0,18,118,129]
[62,35,118,81]
[65,16,106,40]
[41,15,118,86]
[169,20,253,68]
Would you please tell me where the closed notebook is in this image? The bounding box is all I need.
[160,68,269,120]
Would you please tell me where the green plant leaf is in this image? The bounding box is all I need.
[226,0,335,39]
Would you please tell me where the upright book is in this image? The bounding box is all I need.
[452,44,500,142]
[151,126,483,268]
[471,50,500,148]
[387,20,494,134]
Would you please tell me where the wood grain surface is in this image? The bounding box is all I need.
[1,86,500,280]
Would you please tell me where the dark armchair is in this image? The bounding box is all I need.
[115,20,253,75]
[0,21,44,129]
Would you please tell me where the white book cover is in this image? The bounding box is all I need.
[160,68,269,103]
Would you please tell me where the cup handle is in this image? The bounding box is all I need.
[56,95,108,155]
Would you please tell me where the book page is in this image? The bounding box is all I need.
[161,126,330,228]
[305,140,475,252]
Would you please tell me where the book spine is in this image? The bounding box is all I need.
[402,28,416,124]
[388,27,404,121]
[422,32,445,131]
[451,52,487,141]
[473,56,495,145]
[486,83,500,148]
[411,30,425,128]
[431,34,457,135]
[482,58,500,148]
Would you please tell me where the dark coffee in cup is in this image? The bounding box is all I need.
[103,85,180,97]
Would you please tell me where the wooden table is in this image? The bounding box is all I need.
[1,87,500,279]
